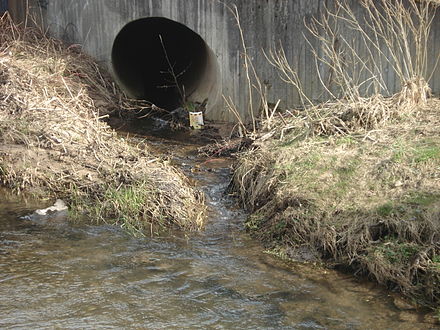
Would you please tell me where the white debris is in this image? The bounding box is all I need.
[35,199,68,215]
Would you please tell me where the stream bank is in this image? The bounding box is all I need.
[1,132,438,328]
[0,15,204,232]
[1,10,439,325]
[231,98,440,313]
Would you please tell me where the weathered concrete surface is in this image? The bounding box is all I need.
[10,0,440,122]
[42,0,259,122]
[40,0,248,121]
[0,0,7,13]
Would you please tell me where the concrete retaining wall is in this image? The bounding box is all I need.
[9,0,440,122]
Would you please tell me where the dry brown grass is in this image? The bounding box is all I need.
[231,98,440,307]
[305,0,436,102]
[264,0,437,134]
[257,79,433,143]
[0,13,205,233]
[220,0,440,310]
[226,0,440,308]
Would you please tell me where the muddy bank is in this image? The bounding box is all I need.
[231,97,440,311]
[0,15,204,232]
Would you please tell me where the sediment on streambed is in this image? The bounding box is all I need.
[231,95,440,309]
[0,14,205,233]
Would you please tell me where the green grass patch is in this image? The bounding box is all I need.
[375,193,439,219]
[246,212,266,231]
[334,158,360,190]
[335,136,358,146]
[405,192,439,207]
[432,256,440,271]
[377,202,395,217]
[412,144,440,163]
[71,181,168,236]
[390,140,409,163]
[390,139,440,164]
[373,240,420,265]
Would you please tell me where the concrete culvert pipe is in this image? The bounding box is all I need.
[112,17,221,112]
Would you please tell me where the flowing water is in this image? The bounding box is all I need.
[0,124,436,329]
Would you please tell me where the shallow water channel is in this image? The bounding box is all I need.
[0,124,436,329]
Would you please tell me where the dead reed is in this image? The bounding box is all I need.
[0,13,205,233]
[230,0,440,309]
[232,98,440,307]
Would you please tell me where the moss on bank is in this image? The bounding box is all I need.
[231,98,440,308]
[0,15,205,232]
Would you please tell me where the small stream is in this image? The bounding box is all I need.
[0,123,436,329]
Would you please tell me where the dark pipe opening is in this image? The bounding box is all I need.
[112,17,211,110]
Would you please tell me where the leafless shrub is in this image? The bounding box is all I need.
[308,0,436,103]
[266,0,438,138]
[224,3,283,136]
[228,0,440,308]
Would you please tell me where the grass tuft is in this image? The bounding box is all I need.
[231,99,440,308]
[0,13,206,233]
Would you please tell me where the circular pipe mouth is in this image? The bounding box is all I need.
[112,17,220,111]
